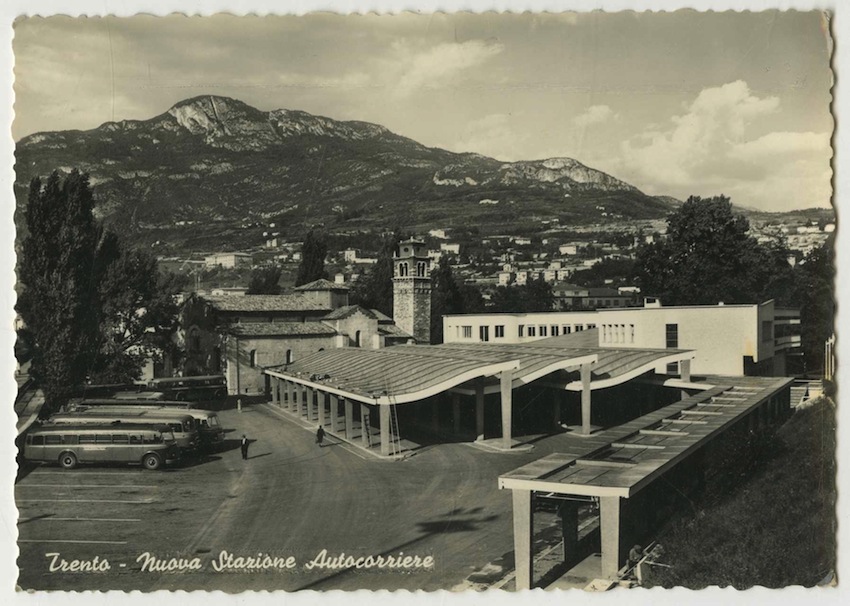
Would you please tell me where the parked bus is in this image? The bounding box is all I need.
[23,423,179,470]
[66,401,225,451]
[48,410,199,452]
[146,375,227,402]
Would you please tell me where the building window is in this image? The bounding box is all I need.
[249,349,257,368]
[528,326,536,337]
[417,261,426,277]
[563,325,571,334]
[462,326,472,339]
[539,326,547,337]
[355,330,362,347]
[551,325,559,336]
[587,323,596,329]
[518,325,525,337]
[286,349,294,364]
[399,262,409,277]
[630,324,635,344]
[602,325,608,342]
[665,324,679,348]
[495,325,505,338]
[575,325,584,332]
[666,323,679,373]
[480,326,490,342]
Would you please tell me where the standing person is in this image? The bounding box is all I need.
[241,434,250,460]
[316,426,325,448]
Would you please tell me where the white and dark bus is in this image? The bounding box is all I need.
[66,400,225,451]
[48,410,199,452]
[23,423,179,470]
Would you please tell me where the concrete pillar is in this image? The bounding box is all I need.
[286,381,294,412]
[360,404,371,448]
[600,496,622,580]
[271,378,279,406]
[580,363,593,436]
[512,489,534,590]
[318,391,326,427]
[553,390,562,427]
[380,404,391,456]
[301,385,310,418]
[559,500,579,564]
[680,358,691,382]
[344,398,354,440]
[431,396,440,435]
[500,369,514,450]
[329,394,340,432]
[452,392,462,435]
[475,385,485,439]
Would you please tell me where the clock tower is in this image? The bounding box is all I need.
[392,238,431,344]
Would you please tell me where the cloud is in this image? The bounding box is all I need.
[392,40,504,97]
[619,80,832,210]
[573,105,616,127]
[437,113,532,162]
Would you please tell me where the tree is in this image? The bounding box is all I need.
[17,170,180,413]
[89,243,180,383]
[349,232,402,317]
[247,265,282,294]
[17,171,103,412]
[795,242,835,373]
[295,228,328,286]
[489,279,555,313]
[635,195,782,305]
[430,256,464,344]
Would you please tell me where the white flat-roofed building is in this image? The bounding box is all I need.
[204,252,253,268]
[443,300,800,377]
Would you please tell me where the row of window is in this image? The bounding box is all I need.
[455,323,597,341]
[397,261,427,277]
[600,324,637,344]
[30,434,166,445]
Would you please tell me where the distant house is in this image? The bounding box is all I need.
[429,228,448,239]
[210,287,249,297]
[205,252,253,269]
[440,242,461,255]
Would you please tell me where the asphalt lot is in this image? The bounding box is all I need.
[16,401,571,592]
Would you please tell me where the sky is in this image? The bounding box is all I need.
[11,10,834,212]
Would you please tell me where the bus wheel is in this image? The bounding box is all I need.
[59,452,77,470]
[143,453,162,470]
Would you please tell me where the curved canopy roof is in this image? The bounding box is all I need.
[266,336,693,406]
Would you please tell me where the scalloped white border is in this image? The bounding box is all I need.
[0,3,843,606]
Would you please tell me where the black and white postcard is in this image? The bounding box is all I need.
[2,1,842,603]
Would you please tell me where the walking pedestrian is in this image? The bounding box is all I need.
[316,426,325,447]
[241,434,250,460]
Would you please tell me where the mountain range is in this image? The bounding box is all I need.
[15,95,679,253]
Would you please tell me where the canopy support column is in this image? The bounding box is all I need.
[512,489,533,590]
[600,496,622,580]
[475,385,485,440]
[500,369,514,450]
[380,404,391,456]
[580,363,593,436]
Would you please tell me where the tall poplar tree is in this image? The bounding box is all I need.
[295,228,328,286]
[17,170,104,412]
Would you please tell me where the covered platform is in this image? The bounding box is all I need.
[498,375,794,588]
[263,335,695,457]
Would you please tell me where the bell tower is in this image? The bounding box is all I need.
[393,238,431,344]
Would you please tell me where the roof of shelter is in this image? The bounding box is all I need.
[204,294,332,313]
[266,331,694,404]
[499,375,793,498]
[227,322,338,337]
[294,279,349,292]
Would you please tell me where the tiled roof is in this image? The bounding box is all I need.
[378,324,413,339]
[227,322,338,337]
[294,279,349,291]
[204,295,332,313]
[322,305,377,321]
[370,308,394,323]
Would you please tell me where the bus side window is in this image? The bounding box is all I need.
[130,435,142,444]
[64,435,78,445]
[112,434,129,444]
[95,435,111,444]
[45,435,62,445]
[79,435,95,444]
[32,435,44,445]
[25,435,32,445]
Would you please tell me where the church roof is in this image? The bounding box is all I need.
[294,279,349,292]
[227,322,338,337]
[204,294,331,313]
[322,305,378,321]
